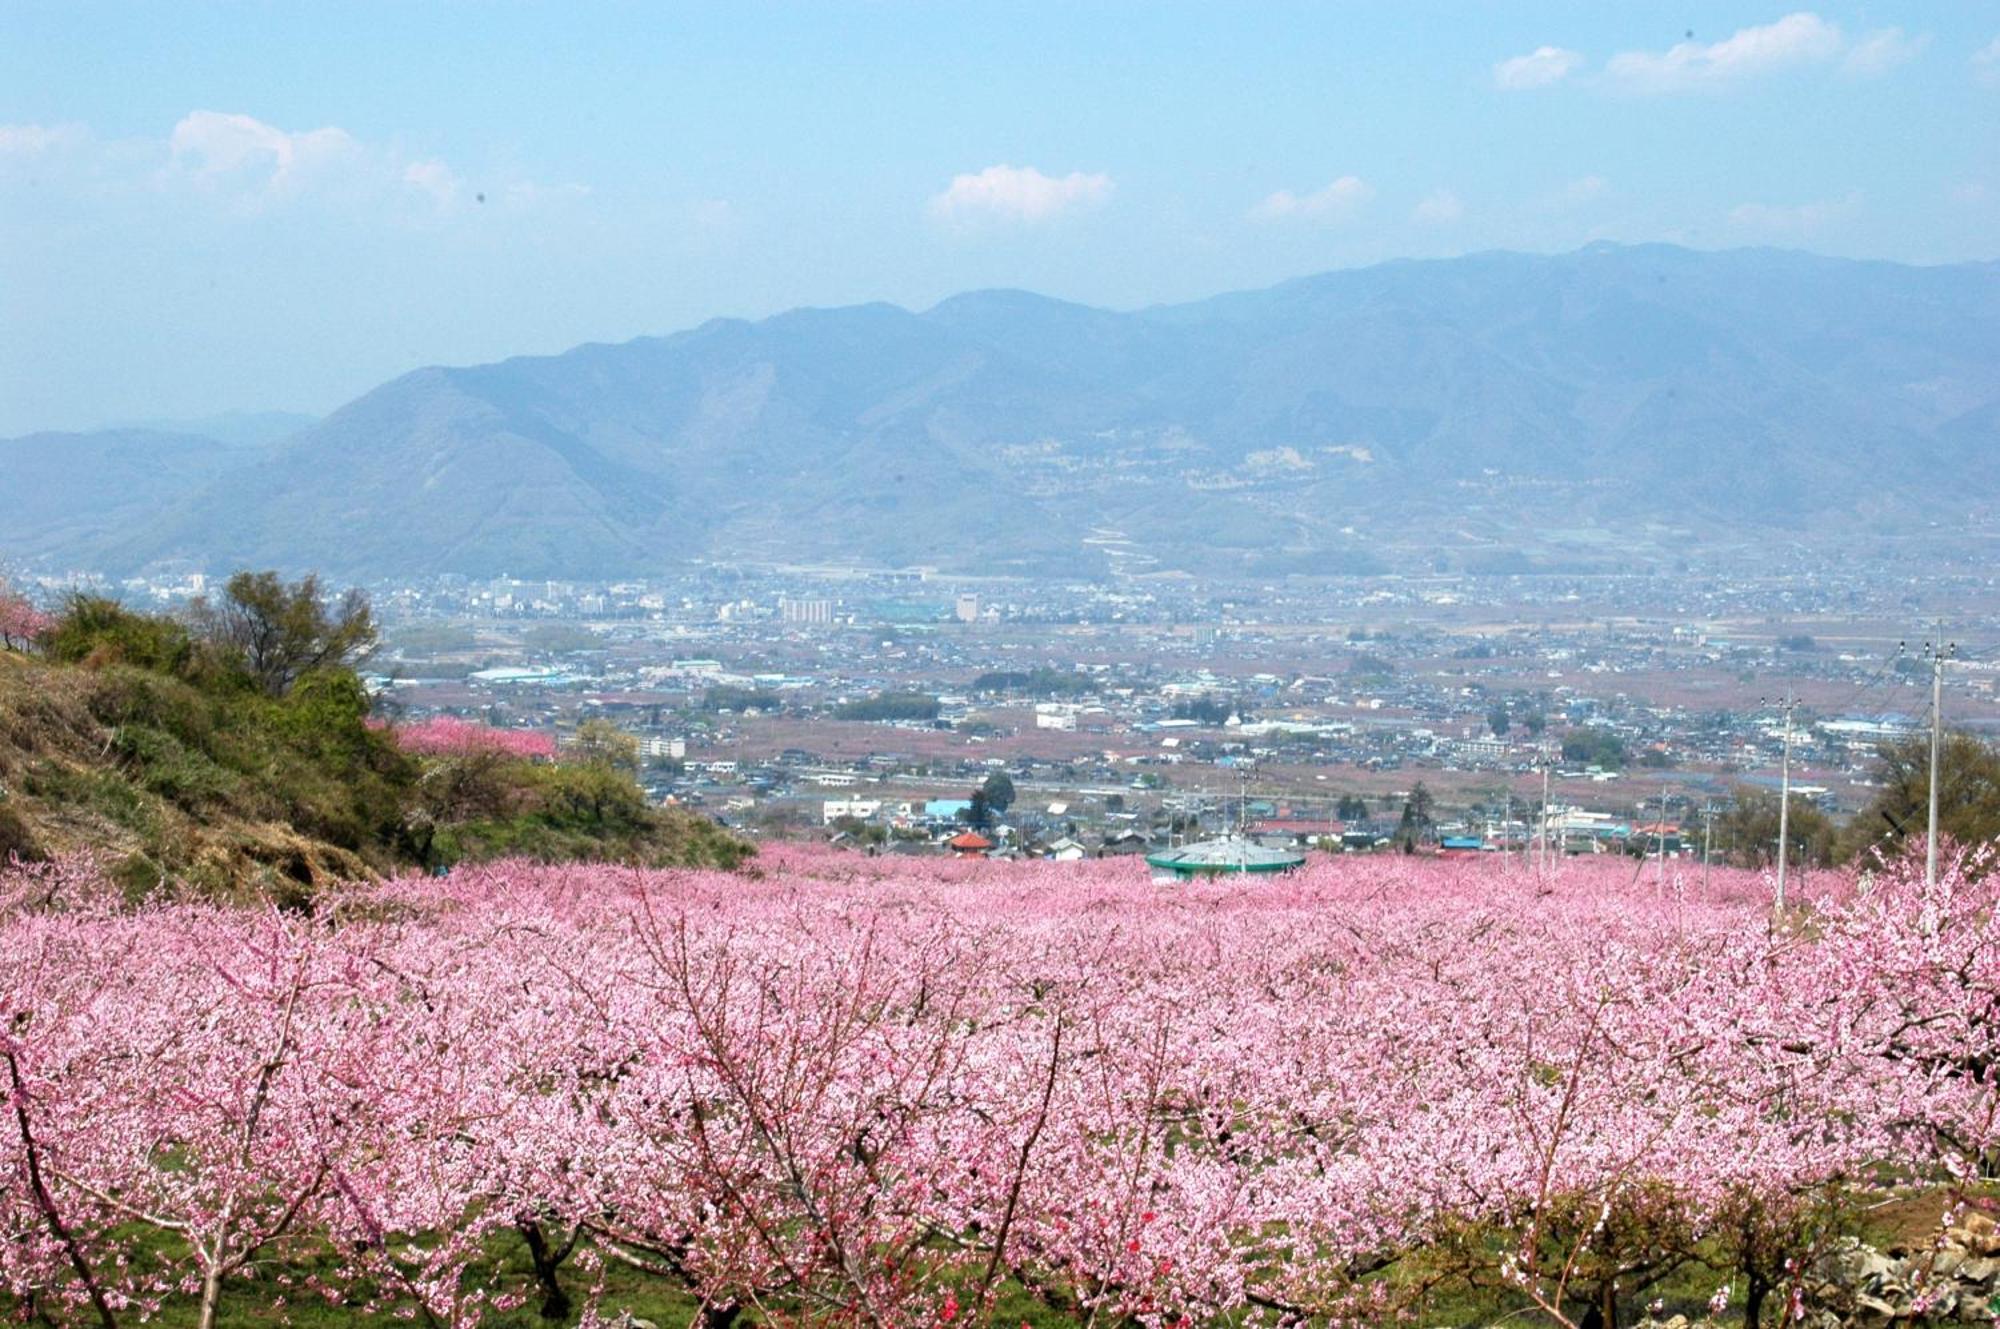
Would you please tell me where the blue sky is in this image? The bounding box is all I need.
[3,3,1996,434]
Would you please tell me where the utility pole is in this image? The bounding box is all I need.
[1539,763,1552,877]
[1926,627,1954,891]
[1775,697,1796,913]
[1701,801,1714,891]
[1530,775,1540,873]
[1656,783,1668,889]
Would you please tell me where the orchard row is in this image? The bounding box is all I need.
[2,846,1994,1328]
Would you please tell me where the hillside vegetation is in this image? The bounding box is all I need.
[0,573,748,898]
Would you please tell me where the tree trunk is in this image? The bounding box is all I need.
[1579,1281,1619,1329]
[8,1050,120,1329]
[196,1267,222,1329]
[699,1302,741,1329]
[1743,1271,1770,1329]
[518,1219,572,1322]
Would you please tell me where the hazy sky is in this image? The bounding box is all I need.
[3,3,1996,435]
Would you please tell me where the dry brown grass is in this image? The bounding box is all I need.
[0,653,376,898]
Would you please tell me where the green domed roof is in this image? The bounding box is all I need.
[1145,836,1305,876]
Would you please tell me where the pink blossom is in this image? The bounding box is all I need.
[0,843,1992,1325]
[0,583,52,649]
[381,716,558,759]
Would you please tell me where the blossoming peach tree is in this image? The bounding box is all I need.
[4,844,1997,1327]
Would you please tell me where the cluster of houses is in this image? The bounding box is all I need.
[814,785,1707,867]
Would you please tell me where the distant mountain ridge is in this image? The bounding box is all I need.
[0,429,266,567]
[7,243,1997,578]
[112,411,319,449]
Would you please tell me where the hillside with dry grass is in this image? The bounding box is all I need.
[0,650,392,897]
[0,578,750,900]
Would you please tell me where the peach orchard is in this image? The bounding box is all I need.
[4,843,1998,1328]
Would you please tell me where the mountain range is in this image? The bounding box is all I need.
[7,243,1997,580]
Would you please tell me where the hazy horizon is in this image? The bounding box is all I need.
[4,3,1997,436]
[27,237,1997,439]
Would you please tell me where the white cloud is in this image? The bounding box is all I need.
[1728,191,1860,233]
[1976,37,2000,85]
[927,164,1112,224]
[401,158,463,208]
[1412,189,1465,226]
[1559,175,1609,206]
[1251,175,1374,223]
[168,110,363,196]
[0,111,584,228]
[1493,46,1584,90]
[1606,12,1844,93]
[1842,27,1927,76]
[135,110,582,221]
[0,122,88,157]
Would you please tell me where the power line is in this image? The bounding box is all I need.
[1813,639,1911,719]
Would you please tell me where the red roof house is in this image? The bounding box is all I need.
[947,831,993,857]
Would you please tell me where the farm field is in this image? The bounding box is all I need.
[3,846,1996,1328]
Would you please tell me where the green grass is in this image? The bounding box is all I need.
[20,1192,1977,1329]
[21,1227,1097,1329]
[5,1213,1760,1329]
[22,760,164,839]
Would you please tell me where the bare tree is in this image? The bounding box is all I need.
[189,570,376,695]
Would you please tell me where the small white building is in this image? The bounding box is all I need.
[1043,836,1088,861]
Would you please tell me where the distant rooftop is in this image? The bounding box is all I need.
[1146,836,1305,876]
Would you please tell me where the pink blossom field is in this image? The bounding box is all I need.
[374,716,560,760]
[2,846,1994,1328]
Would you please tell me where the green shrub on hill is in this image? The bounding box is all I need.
[0,572,751,895]
[44,594,196,675]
